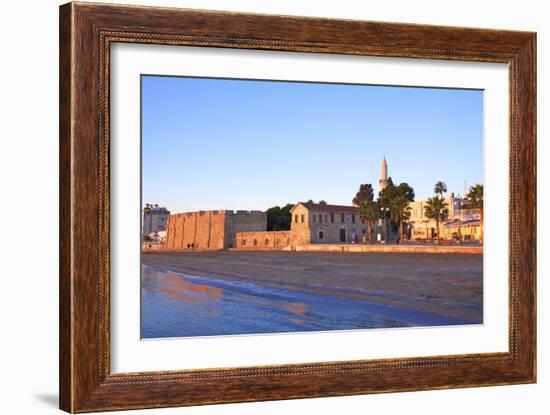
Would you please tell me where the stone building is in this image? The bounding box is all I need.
[142,204,170,238]
[235,202,375,249]
[288,202,369,245]
[164,210,266,250]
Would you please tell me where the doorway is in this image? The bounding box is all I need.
[339,228,346,243]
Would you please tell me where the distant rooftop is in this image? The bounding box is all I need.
[297,202,359,213]
[143,204,170,213]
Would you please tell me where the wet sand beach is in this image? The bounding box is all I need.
[141,251,483,337]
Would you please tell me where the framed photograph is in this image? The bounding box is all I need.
[59,2,536,412]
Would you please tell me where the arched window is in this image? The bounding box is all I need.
[253,239,258,246]
[319,230,324,240]
[264,238,269,245]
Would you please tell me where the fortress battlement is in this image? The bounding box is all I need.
[226,209,264,216]
[171,209,264,217]
[165,209,267,250]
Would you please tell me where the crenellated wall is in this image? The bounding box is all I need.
[165,210,267,250]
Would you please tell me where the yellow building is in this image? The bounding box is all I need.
[408,197,481,242]
[441,219,482,241]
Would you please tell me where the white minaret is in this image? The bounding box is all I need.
[379,156,389,190]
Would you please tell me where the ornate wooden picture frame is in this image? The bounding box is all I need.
[59,2,536,412]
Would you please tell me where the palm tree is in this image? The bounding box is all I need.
[434,181,447,198]
[467,184,484,243]
[359,200,377,243]
[390,196,412,243]
[424,196,449,244]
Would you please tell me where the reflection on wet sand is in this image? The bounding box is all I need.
[283,302,308,316]
[152,271,223,304]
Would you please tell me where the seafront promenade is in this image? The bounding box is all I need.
[143,243,482,255]
[278,243,482,254]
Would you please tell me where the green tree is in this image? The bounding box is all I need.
[359,200,377,243]
[319,200,328,205]
[423,196,449,244]
[434,181,447,198]
[467,184,484,243]
[396,183,415,202]
[265,203,293,231]
[352,184,374,206]
[379,181,414,206]
[390,196,412,243]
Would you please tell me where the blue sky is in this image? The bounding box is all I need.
[142,75,483,213]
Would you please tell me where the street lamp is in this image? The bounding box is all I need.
[380,206,390,243]
[457,195,462,243]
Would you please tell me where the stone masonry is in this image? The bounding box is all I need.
[165,210,266,250]
[234,231,292,250]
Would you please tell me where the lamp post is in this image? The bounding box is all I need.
[457,195,462,243]
[380,206,389,243]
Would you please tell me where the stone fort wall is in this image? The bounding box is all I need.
[165,210,266,250]
[224,211,268,248]
[234,231,292,250]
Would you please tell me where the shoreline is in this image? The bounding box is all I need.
[142,251,483,322]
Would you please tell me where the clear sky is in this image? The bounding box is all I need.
[142,75,483,213]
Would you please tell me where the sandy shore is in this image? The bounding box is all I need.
[142,251,483,322]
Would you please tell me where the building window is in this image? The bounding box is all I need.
[294,214,298,223]
[301,214,304,223]
[253,239,258,246]
[265,238,269,245]
[242,239,247,246]
[352,214,356,224]
[331,212,334,223]
[341,213,345,222]
[319,230,324,240]
[319,214,323,223]
[313,214,316,223]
